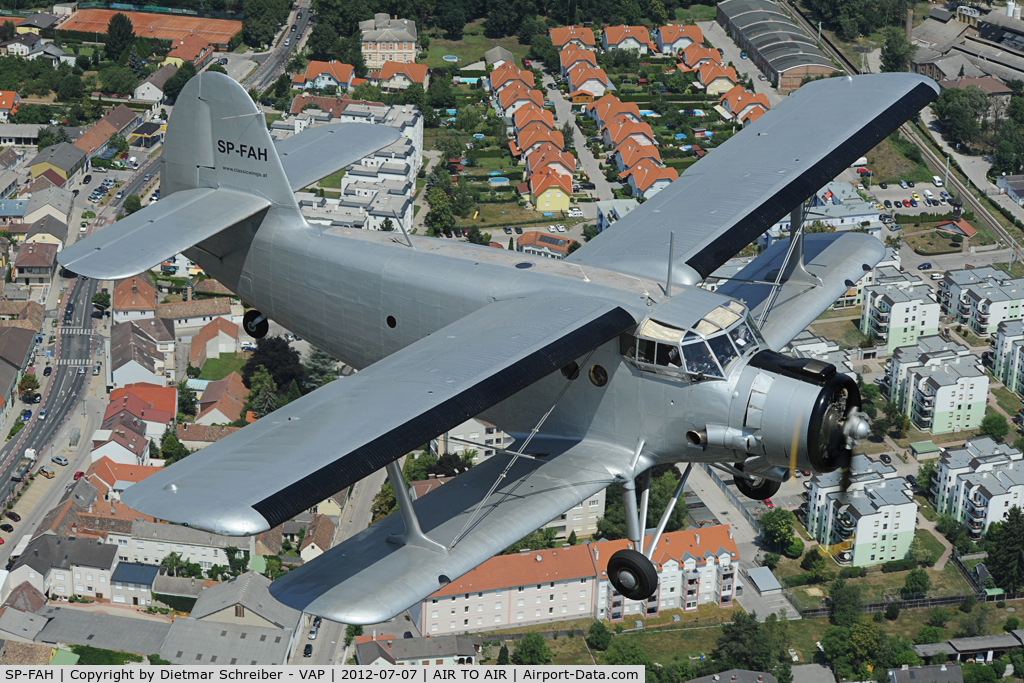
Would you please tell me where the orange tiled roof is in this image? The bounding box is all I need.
[297,60,354,86]
[529,167,572,196]
[657,24,702,49]
[431,543,594,597]
[300,513,335,552]
[586,94,640,127]
[614,137,661,169]
[559,45,597,71]
[189,317,239,365]
[603,25,649,46]
[513,105,554,130]
[0,91,18,112]
[621,157,678,192]
[526,144,575,175]
[376,61,428,84]
[549,25,595,48]
[742,106,766,124]
[517,126,564,153]
[197,371,247,423]
[698,63,737,86]
[567,66,608,90]
[110,382,177,415]
[719,84,770,114]
[72,119,116,155]
[112,274,156,313]
[681,44,719,69]
[176,423,241,443]
[603,117,655,146]
[936,217,977,238]
[592,526,738,576]
[167,34,211,63]
[498,83,543,110]
[490,63,533,90]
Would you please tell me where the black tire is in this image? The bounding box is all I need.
[733,464,781,501]
[607,548,659,601]
[243,310,269,339]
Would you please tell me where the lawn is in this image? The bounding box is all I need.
[788,561,971,608]
[674,4,717,22]
[915,495,939,522]
[453,200,586,230]
[264,112,281,130]
[865,135,935,185]
[993,386,1020,416]
[994,261,1024,278]
[914,528,946,564]
[423,20,529,69]
[906,230,963,256]
[818,306,861,320]
[319,168,345,189]
[198,353,247,381]
[807,319,870,349]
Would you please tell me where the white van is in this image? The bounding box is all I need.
[924,189,934,200]
[932,175,943,187]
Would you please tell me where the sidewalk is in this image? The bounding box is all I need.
[683,465,802,620]
[915,514,954,570]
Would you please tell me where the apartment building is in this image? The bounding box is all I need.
[963,277,1024,336]
[884,336,988,435]
[860,282,940,354]
[6,534,119,601]
[106,520,255,571]
[410,526,739,635]
[804,454,917,566]
[430,417,512,460]
[931,437,1024,539]
[994,319,1024,393]
[359,14,418,69]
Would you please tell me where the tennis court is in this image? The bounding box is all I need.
[60,8,241,46]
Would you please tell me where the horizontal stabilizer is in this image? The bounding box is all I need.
[270,440,628,624]
[57,188,270,280]
[274,123,402,192]
[120,297,635,536]
[716,232,885,350]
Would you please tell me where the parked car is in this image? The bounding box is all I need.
[580,182,596,189]
[930,272,943,281]
[879,182,888,189]
[0,524,13,533]
[764,499,774,508]
[898,179,908,189]
[51,454,67,466]
[879,453,891,464]
[40,467,54,479]
[556,224,566,232]
[73,472,84,481]
[917,262,932,270]
[907,181,915,187]
[740,51,747,59]
[503,227,512,234]
[308,624,318,640]
[83,175,92,184]
[909,199,918,207]
[884,200,892,208]
[907,475,916,487]
[514,227,523,234]
[20,410,30,421]
[218,57,228,65]
[6,512,21,522]
[548,225,557,233]
[303,645,313,658]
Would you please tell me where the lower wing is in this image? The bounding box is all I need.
[120,296,635,535]
[270,439,628,624]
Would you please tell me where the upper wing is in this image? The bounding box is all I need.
[57,188,270,279]
[715,232,885,350]
[120,297,635,535]
[274,123,401,192]
[270,439,629,624]
[567,73,938,284]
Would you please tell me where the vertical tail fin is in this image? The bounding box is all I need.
[162,72,297,209]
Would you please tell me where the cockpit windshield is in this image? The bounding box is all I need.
[622,302,765,381]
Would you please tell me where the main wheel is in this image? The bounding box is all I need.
[607,548,659,601]
[733,464,781,501]
[243,310,269,339]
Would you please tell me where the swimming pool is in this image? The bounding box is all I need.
[489,177,510,186]
[443,55,458,62]
[639,109,656,116]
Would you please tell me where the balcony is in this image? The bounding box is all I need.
[837,513,855,530]
[835,524,853,539]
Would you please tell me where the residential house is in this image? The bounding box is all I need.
[15,14,57,34]
[860,282,941,354]
[884,336,988,435]
[567,65,611,97]
[513,126,564,158]
[690,673,777,683]
[595,198,639,233]
[133,64,178,103]
[488,63,533,94]
[484,46,514,68]
[195,371,246,425]
[994,319,1024,393]
[26,142,85,182]
[127,317,175,380]
[621,159,678,199]
[104,382,177,439]
[189,317,239,369]
[175,423,240,451]
[549,25,595,51]
[698,63,738,95]
[90,426,150,466]
[8,533,119,601]
[0,198,25,226]
[997,175,1024,206]
[0,34,39,57]
[109,563,159,607]
[602,25,651,53]
[84,456,162,503]
[931,437,1024,539]
[110,320,170,388]
[26,42,75,67]
[164,34,213,69]
[369,62,428,91]
[0,91,19,123]
[586,94,641,129]
[496,83,543,118]
[680,44,720,71]
[613,137,661,173]
[887,666,961,683]
[525,144,575,177]
[718,85,770,121]
[355,635,482,665]
[517,230,570,258]
[292,60,355,91]
[13,242,56,287]
[159,618,294,665]
[310,490,349,517]
[559,45,597,76]
[298,514,335,562]
[0,147,25,170]
[513,105,554,134]
[35,605,170,654]
[112,274,157,323]
[805,454,917,566]
[602,118,656,147]
[741,106,766,126]
[0,326,36,426]
[155,297,232,331]
[106,520,255,570]
[23,215,66,250]
[22,185,72,226]
[938,77,1012,120]
[359,14,418,69]
[529,168,571,213]
[72,105,139,162]
[656,24,702,55]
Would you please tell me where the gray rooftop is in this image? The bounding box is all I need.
[948,633,1021,651]
[27,143,85,174]
[356,634,480,664]
[892,335,970,364]
[359,13,417,42]
[25,186,73,218]
[15,535,118,575]
[131,520,240,548]
[35,606,171,654]
[159,618,292,665]
[111,562,159,585]
[485,46,514,65]
[745,565,781,592]
[889,664,963,683]
[689,672,778,683]
[717,0,833,73]
[190,572,300,629]
[0,607,48,642]
[25,215,67,244]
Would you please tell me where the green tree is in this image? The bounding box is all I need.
[380,217,395,232]
[428,75,456,109]
[885,602,901,621]
[496,644,509,665]
[57,75,84,101]
[91,292,111,313]
[927,607,953,627]
[344,624,363,646]
[124,194,142,215]
[567,530,577,545]
[915,625,945,644]
[160,551,184,577]
[304,347,338,387]
[828,578,863,628]
[163,61,197,102]
[207,64,228,74]
[603,640,652,666]
[510,632,551,664]
[587,621,611,650]
[1005,616,1020,632]
[561,121,575,150]
[17,374,39,398]
[160,433,185,460]
[425,187,455,236]
[176,379,197,416]
[980,414,1010,441]
[252,384,279,417]
[517,16,537,45]
[597,472,688,540]
[307,22,340,61]
[105,13,135,62]
[99,67,138,96]
[439,3,467,39]
[880,26,915,73]
[127,44,143,76]
[760,508,796,547]
[988,506,1024,592]
[371,482,396,522]
[484,0,518,37]
[649,0,669,26]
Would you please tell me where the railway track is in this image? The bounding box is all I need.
[779,2,1023,259]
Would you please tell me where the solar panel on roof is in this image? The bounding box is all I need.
[538,235,565,246]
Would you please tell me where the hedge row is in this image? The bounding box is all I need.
[781,572,819,587]
[620,93,715,103]
[458,70,488,78]
[839,566,868,579]
[467,149,506,159]
[881,558,917,573]
[153,592,198,613]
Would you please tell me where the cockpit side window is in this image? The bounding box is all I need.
[681,339,722,378]
[707,333,739,374]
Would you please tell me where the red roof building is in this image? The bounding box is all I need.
[621,158,678,198]
[656,24,702,55]
[602,117,656,147]
[292,60,355,90]
[680,44,720,71]
[558,45,597,76]
[613,137,661,172]
[525,143,576,177]
[549,25,595,50]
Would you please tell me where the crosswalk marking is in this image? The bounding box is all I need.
[59,327,94,335]
[57,359,90,366]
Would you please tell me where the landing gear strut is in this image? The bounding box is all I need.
[607,459,694,601]
[243,310,269,339]
[732,463,781,500]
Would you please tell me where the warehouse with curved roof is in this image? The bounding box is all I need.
[717,0,838,89]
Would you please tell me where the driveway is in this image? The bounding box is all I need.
[699,21,784,107]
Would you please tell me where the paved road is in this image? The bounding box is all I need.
[699,21,783,107]
[246,0,311,90]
